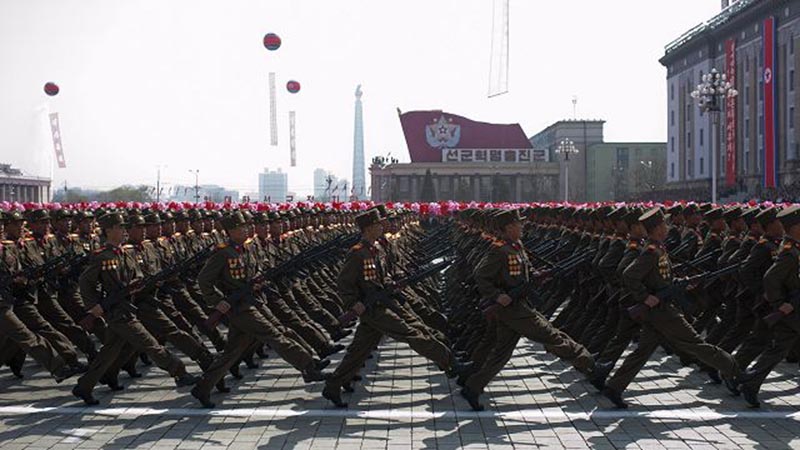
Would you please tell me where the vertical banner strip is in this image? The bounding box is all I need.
[725,39,737,187]
[763,17,777,188]
[49,112,66,168]
[289,111,296,167]
[487,0,509,97]
[269,72,278,146]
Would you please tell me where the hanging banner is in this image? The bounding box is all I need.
[487,0,509,97]
[763,16,777,188]
[49,113,66,168]
[289,111,296,167]
[269,72,278,146]
[725,38,737,187]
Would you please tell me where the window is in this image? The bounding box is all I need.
[670,162,675,178]
[792,107,796,129]
[791,69,796,92]
[700,157,704,174]
[671,137,675,153]
[792,35,795,55]
[759,115,764,136]
[670,84,674,100]
[671,110,675,126]
[745,85,750,105]
[688,159,694,177]
[745,118,750,138]
[700,128,704,146]
[688,131,692,148]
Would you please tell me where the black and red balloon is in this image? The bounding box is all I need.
[263,33,281,51]
[44,82,59,96]
[286,80,301,93]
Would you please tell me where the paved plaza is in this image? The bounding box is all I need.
[1,337,800,450]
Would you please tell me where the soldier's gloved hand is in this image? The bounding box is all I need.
[644,295,660,308]
[496,294,512,307]
[352,302,366,316]
[89,304,104,317]
[779,302,795,315]
[216,301,231,314]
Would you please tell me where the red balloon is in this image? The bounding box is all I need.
[263,33,281,51]
[286,80,301,93]
[44,82,59,96]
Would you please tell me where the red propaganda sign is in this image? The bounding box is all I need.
[763,17,777,188]
[725,39,737,187]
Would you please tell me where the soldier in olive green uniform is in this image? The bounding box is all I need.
[191,211,327,409]
[322,209,463,408]
[601,207,739,408]
[72,212,198,406]
[459,209,594,411]
[735,205,800,408]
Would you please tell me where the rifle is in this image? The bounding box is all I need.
[0,250,81,302]
[628,263,743,322]
[671,248,722,273]
[336,258,456,324]
[79,244,214,331]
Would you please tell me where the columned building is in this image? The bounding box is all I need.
[0,164,51,202]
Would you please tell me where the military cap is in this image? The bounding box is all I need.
[267,211,282,222]
[755,207,779,227]
[0,210,25,223]
[667,204,684,216]
[159,211,175,222]
[741,206,760,225]
[97,212,126,229]
[703,207,724,222]
[776,205,800,229]
[74,210,95,221]
[722,207,743,222]
[143,212,162,225]
[252,212,268,224]
[607,206,628,221]
[682,204,700,216]
[240,210,254,223]
[699,203,714,214]
[51,209,74,220]
[639,207,668,231]
[495,209,523,228]
[126,214,146,227]
[172,210,189,221]
[624,207,643,226]
[220,212,247,230]
[26,209,51,222]
[187,209,203,221]
[355,209,383,229]
[209,211,224,221]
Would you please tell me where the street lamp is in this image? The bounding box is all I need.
[555,138,579,203]
[690,68,738,204]
[188,169,200,203]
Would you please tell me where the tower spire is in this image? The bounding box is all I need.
[352,85,365,200]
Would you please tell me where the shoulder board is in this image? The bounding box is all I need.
[216,242,228,249]
[122,244,134,250]
[157,236,168,242]
[492,240,505,248]
[758,238,768,244]
[141,239,150,244]
[783,243,793,250]
[24,237,35,241]
[2,240,13,245]
[646,244,657,252]
[172,232,182,238]
[92,248,106,255]
[351,243,364,251]
[243,237,254,245]
[628,241,639,249]
[69,233,80,239]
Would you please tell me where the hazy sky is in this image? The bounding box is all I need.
[0,0,721,197]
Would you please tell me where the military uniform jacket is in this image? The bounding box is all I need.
[474,239,531,302]
[337,239,388,311]
[196,241,253,310]
[762,237,800,306]
[622,240,672,305]
[78,244,142,316]
[597,234,626,283]
[130,239,162,301]
[738,236,782,298]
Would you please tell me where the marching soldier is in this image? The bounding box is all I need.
[601,207,740,408]
[459,209,594,411]
[72,212,199,406]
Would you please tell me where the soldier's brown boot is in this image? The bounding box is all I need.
[322,384,347,408]
[72,386,99,406]
[459,387,484,411]
[191,386,215,408]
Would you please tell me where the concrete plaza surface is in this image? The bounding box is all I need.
[1,337,800,450]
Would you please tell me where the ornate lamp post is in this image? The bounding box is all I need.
[555,138,579,203]
[690,68,738,204]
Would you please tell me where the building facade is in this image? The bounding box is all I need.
[370,110,559,203]
[661,0,800,199]
[586,143,667,202]
[258,168,288,203]
[0,164,51,202]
